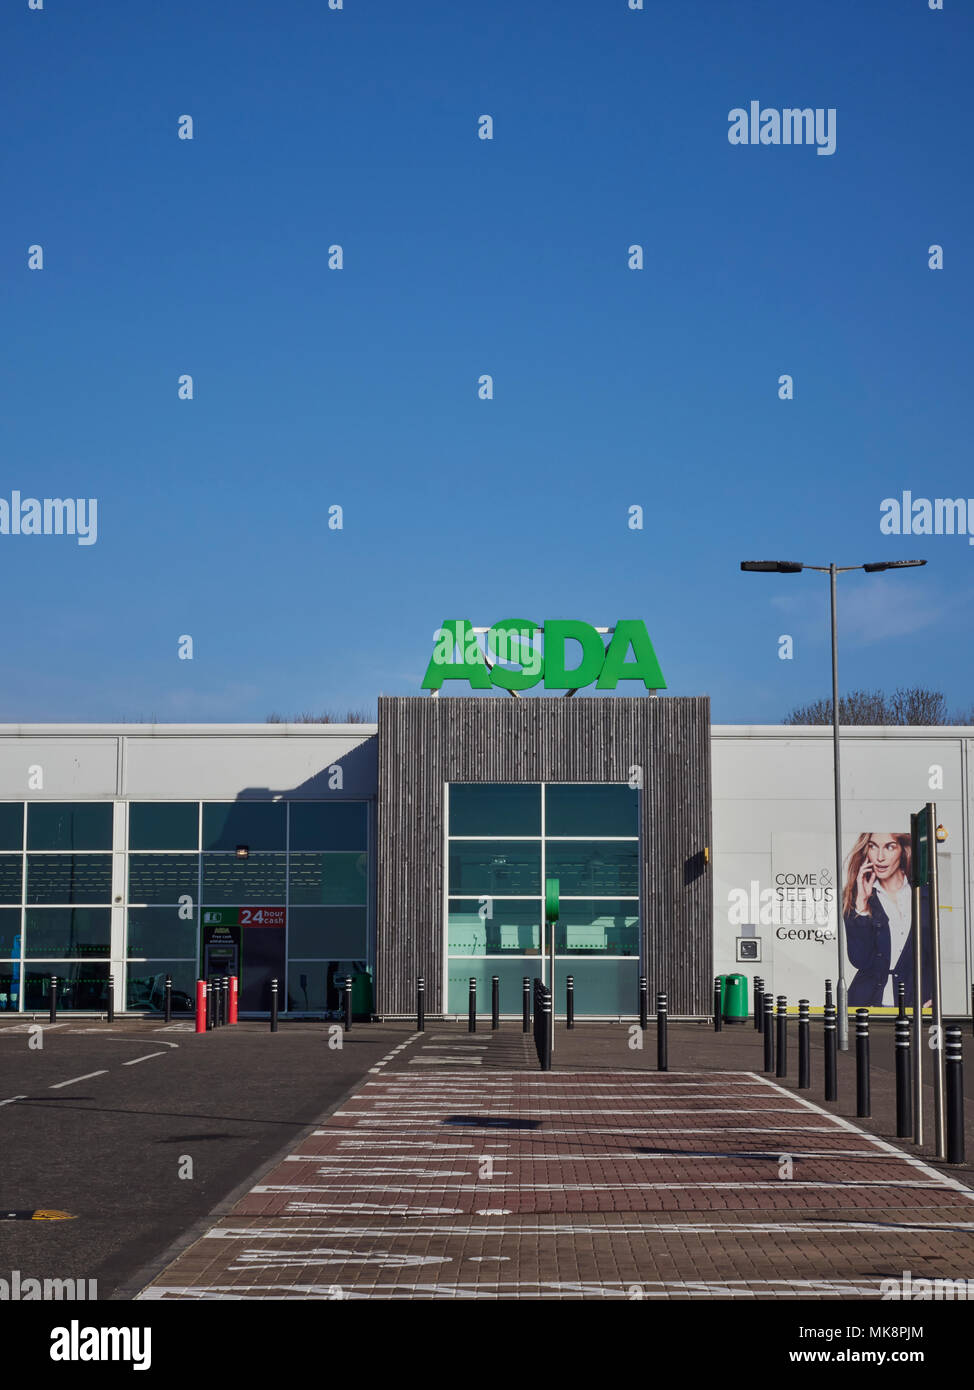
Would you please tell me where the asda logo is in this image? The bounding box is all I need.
[421,619,666,693]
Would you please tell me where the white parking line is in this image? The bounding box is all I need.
[121,1052,168,1066]
[0,1095,27,1107]
[49,1070,108,1089]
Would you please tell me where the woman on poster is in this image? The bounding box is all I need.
[842,831,932,1008]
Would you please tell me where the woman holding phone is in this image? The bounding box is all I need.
[843,830,932,1008]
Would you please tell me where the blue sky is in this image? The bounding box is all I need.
[2,0,971,723]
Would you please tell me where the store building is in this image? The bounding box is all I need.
[0,701,969,1019]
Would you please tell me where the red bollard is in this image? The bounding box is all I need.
[229,976,238,1025]
[195,979,206,1034]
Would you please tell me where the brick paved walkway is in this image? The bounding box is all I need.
[138,1025,974,1300]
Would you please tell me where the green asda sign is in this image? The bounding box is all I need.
[421,619,666,693]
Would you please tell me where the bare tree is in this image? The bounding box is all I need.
[785,687,952,726]
[265,709,374,724]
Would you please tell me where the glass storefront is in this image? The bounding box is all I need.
[446,783,640,1016]
[0,799,371,1012]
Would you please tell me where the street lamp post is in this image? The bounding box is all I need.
[741,558,926,1051]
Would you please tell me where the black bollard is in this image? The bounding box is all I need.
[223,977,229,1027]
[856,1009,870,1118]
[714,976,723,1033]
[763,993,774,1073]
[566,975,574,1030]
[946,1027,965,1164]
[754,976,764,1033]
[971,984,974,1038]
[206,979,214,1031]
[107,975,115,1024]
[898,982,907,1022]
[417,976,425,1032]
[49,974,57,1024]
[522,976,530,1033]
[656,992,668,1072]
[825,978,833,1009]
[215,978,223,1028]
[540,987,552,1071]
[164,974,173,1024]
[468,976,477,1033]
[639,976,648,1031]
[270,978,279,1032]
[798,999,810,1089]
[824,1002,837,1101]
[491,975,499,1030]
[343,975,353,1031]
[776,996,788,1078]
[895,1017,912,1139]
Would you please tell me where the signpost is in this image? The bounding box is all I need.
[545,878,559,1058]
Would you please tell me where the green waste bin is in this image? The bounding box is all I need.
[722,972,749,1024]
[350,969,374,1019]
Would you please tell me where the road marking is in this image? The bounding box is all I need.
[49,1070,108,1089]
[0,1095,27,1107]
[122,1052,168,1066]
[252,1178,946,1193]
[3,1209,75,1221]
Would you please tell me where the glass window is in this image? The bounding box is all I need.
[286,960,369,1014]
[447,899,541,955]
[128,854,199,904]
[27,802,113,851]
[0,909,21,958]
[554,900,640,956]
[126,908,198,958]
[0,855,23,905]
[26,855,112,904]
[24,908,111,958]
[23,962,110,1011]
[545,841,638,896]
[447,959,542,1014]
[552,958,640,1015]
[203,803,286,852]
[202,853,286,905]
[129,803,198,851]
[0,805,24,851]
[288,852,368,906]
[448,784,541,837]
[287,906,367,957]
[545,784,638,838]
[126,963,198,1012]
[289,803,367,852]
[448,841,541,896]
[0,968,21,1011]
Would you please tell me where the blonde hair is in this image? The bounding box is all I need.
[842,831,911,918]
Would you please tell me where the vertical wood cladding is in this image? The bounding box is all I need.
[376,696,712,1016]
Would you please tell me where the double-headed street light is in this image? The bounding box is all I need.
[740,558,927,1050]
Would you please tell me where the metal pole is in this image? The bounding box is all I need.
[491,975,499,1030]
[656,992,668,1072]
[417,976,425,1032]
[776,996,787,1078]
[468,976,476,1033]
[927,803,945,1159]
[855,1009,870,1118]
[164,974,172,1024]
[763,993,774,1073]
[754,976,763,1032]
[895,1017,912,1139]
[946,1027,964,1164]
[798,999,810,1088]
[522,976,530,1033]
[824,1002,837,1101]
[713,976,722,1033]
[830,563,849,1052]
[639,976,648,1031]
[269,978,278,1032]
[912,873,923,1146]
[566,975,574,1030]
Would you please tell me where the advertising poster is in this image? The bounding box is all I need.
[727,830,963,1013]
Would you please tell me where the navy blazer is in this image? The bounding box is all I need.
[844,887,932,1007]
